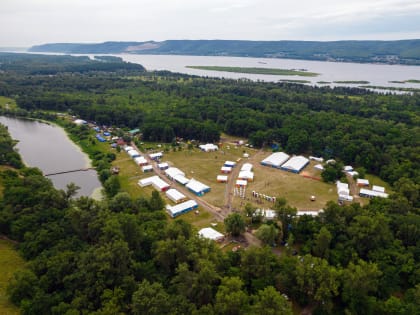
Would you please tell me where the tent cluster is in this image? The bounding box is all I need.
[261,152,309,173]
[217,161,236,183]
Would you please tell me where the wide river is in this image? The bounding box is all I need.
[0,116,102,198]
[116,54,420,89]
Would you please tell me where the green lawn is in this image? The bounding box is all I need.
[186,66,319,77]
[0,239,25,315]
[0,96,17,110]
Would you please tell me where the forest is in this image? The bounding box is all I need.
[0,52,419,314]
[29,39,420,65]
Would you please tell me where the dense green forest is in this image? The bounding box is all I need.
[0,52,419,314]
[29,39,420,65]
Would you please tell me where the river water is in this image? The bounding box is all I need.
[117,54,420,90]
[0,116,102,198]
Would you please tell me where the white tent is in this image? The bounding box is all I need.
[134,156,148,166]
[238,170,254,182]
[281,156,309,173]
[138,176,170,191]
[165,188,186,203]
[314,164,324,171]
[217,175,228,183]
[297,210,323,216]
[166,200,198,218]
[261,152,290,168]
[128,149,140,158]
[309,156,324,162]
[372,185,385,193]
[124,146,134,152]
[158,162,169,170]
[142,165,153,173]
[165,167,185,180]
[236,179,248,187]
[224,161,236,167]
[149,152,163,160]
[198,227,224,241]
[241,163,253,172]
[221,166,232,173]
[174,174,190,185]
[357,178,370,186]
[360,188,389,199]
[186,179,210,196]
[199,143,218,152]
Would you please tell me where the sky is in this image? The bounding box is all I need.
[1,0,420,47]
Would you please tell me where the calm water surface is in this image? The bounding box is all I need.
[0,116,102,198]
[118,54,420,89]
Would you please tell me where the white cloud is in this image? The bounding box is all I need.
[0,0,419,46]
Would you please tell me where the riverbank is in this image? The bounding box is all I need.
[0,115,103,199]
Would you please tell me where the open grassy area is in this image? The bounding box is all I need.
[0,239,25,315]
[0,96,17,110]
[163,146,251,208]
[231,158,336,211]
[186,66,319,77]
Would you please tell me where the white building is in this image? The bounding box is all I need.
[236,179,248,187]
[165,188,186,203]
[149,152,163,160]
[165,167,185,180]
[186,179,210,196]
[372,185,385,193]
[134,156,148,166]
[238,170,254,182]
[314,164,324,171]
[357,178,370,186]
[127,150,141,158]
[124,146,134,152]
[158,162,169,170]
[142,165,153,173]
[199,143,218,152]
[166,200,198,218]
[198,227,224,241]
[309,156,324,162]
[221,166,232,174]
[360,188,389,199]
[224,161,236,167]
[261,152,290,168]
[217,175,228,183]
[138,176,170,191]
[241,163,253,172]
[281,156,309,173]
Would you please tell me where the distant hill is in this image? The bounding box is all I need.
[29,39,420,65]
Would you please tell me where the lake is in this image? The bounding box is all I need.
[0,116,102,198]
[117,54,420,89]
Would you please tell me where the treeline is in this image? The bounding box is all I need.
[29,39,420,65]
[0,123,23,168]
[0,149,419,314]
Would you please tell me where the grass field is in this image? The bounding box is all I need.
[0,96,17,110]
[186,66,319,77]
[230,159,336,211]
[163,146,250,208]
[0,239,25,315]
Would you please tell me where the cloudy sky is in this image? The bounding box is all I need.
[1,0,420,47]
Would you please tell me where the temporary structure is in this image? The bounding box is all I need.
[138,176,170,191]
[166,200,198,218]
[281,156,309,173]
[198,227,224,241]
[261,152,290,168]
[165,188,187,203]
[186,179,211,196]
[217,175,228,183]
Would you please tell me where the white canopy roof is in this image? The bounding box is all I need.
[217,175,228,181]
[166,200,198,217]
[281,156,309,172]
[241,163,253,172]
[186,179,210,193]
[166,188,186,202]
[198,227,224,241]
[372,185,385,193]
[165,167,185,179]
[238,170,254,181]
[261,152,290,167]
